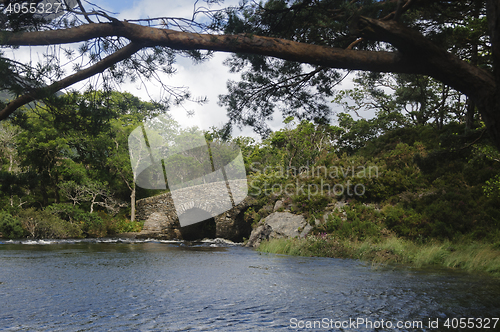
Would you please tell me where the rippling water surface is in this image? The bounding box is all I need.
[0,239,499,331]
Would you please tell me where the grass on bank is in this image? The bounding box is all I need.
[257,235,500,278]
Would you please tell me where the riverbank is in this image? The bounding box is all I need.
[257,235,500,278]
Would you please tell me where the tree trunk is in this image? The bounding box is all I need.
[483,0,500,149]
[130,183,136,222]
[466,98,475,131]
[52,176,60,203]
[466,1,480,131]
[90,195,97,213]
[476,96,500,149]
[40,181,49,206]
[8,153,13,172]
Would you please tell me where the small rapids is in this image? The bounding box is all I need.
[0,237,241,247]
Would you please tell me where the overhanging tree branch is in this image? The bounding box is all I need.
[1,11,500,148]
[2,20,493,93]
[2,22,419,72]
[1,19,491,104]
[0,41,144,120]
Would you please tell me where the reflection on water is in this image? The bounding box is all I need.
[0,239,499,331]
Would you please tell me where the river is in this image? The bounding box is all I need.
[0,239,499,331]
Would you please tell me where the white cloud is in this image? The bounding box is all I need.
[101,0,241,23]
[117,0,194,21]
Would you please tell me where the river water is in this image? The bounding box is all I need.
[0,239,499,331]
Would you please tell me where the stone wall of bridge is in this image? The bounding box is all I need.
[135,181,255,242]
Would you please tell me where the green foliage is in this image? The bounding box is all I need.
[484,175,500,199]
[0,211,25,239]
[45,203,84,221]
[292,193,329,217]
[45,203,104,237]
[0,90,166,231]
[382,205,429,241]
[0,51,499,248]
[16,208,82,239]
[266,119,340,169]
[320,204,383,241]
[40,204,142,237]
[257,236,353,259]
[244,121,500,246]
[79,213,105,238]
[105,217,143,235]
[220,0,402,134]
[244,207,261,226]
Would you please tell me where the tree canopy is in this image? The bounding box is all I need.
[1,0,500,148]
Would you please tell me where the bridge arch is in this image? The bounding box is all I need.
[178,207,216,240]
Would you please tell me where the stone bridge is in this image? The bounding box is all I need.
[135,180,255,241]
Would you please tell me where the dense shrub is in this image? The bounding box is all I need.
[382,204,429,241]
[292,193,330,217]
[45,203,86,222]
[319,204,383,241]
[97,211,143,235]
[79,213,105,237]
[45,204,144,237]
[107,218,143,234]
[17,208,82,239]
[45,203,105,237]
[0,211,25,239]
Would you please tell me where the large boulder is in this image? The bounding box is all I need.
[246,212,312,248]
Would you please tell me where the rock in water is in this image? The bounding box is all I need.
[246,212,312,248]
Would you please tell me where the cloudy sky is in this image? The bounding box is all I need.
[7,0,354,138]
